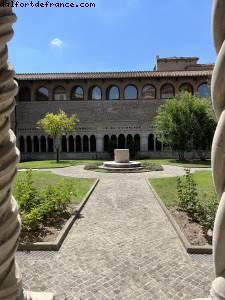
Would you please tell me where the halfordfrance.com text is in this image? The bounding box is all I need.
[0,1,96,8]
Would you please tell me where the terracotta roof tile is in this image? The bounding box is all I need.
[15,70,212,81]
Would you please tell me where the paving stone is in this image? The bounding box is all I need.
[16,165,214,299]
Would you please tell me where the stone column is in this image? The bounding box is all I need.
[0,7,23,299]
[195,1,225,299]
[0,6,54,300]
[140,134,148,152]
[210,1,225,299]
[96,135,104,153]
[154,136,157,152]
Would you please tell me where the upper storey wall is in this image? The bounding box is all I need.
[155,57,199,71]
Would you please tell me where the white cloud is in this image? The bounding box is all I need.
[50,38,64,48]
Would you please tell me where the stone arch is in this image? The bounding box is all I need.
[33,136,39,152]
[68,136,75,152]
[48,137,54,152]
[148,134,154,151]
[197,82,211,97]
[76,135,82,152]
[18,87,31,102]
[83,135,89,152]
[106,85,120,100]
[111,135,118,148]
[40,136,46,152]
[36,86,49,101]
[156,137,162,151]
[126,134,133,148]
[71,86,84,100]
[118,134,126,149]
[160,83,175,99]
[26,136,32,153]
[124,84,138,100]
[19,136,25,153]
[104,135,110,151]
[90,135,96,152]
[53,86,67,101]
[89,86,102,100]
[179,82,194,94]
[61,136,67,153]
[142,84,156,100]
[134,134,140,152]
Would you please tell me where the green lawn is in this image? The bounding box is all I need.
[18,160,104,169]
[149,171,215,207]
[142,159,211,168]
[14,171,95,204]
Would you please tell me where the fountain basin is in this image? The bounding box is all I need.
[99,149,143,171]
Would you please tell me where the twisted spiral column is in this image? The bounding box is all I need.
[0,6,24,300]
[210,0,225,299]
[0,6,55,300]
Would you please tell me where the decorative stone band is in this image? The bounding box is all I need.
[0,7,23,300]
[211,0,225,299]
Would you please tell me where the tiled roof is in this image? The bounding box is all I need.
[15,70,212,81]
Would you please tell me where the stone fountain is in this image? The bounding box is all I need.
[100,149,142,171]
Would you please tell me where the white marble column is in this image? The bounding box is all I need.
[195,1,225,299]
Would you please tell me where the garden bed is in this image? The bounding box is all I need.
[169,207,211,246]
[149,171,216,248]
[14,170,97,249]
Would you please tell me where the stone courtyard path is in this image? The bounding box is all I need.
[17,166,213,300]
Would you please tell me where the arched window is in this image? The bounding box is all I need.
[104,135,109,151]
[83,135,89,152]
[111,135,118,148]
[33,136,39,152]
[107,86,120,100]
[76,136,82,152]
[179,83,193,94]
[89,86,102,100]
[36,87,48,101]
[142,85,156,100]
[19,136,25,153]
[126,134,133,148]
[40,136,46,152]
[26,136,32,153]
[48,137,54,152]
[148,134,154,151]
[134,134,140,152]
[61,136,67,152]
[90,135,96,152]
[54,86,67,101]
[124,85,138,100]
[160,84,175,99]
[197,83,211,97]
[68,136,74,152]
[118,134,125,149]
[156,137,162,151]
[18,87,31,102]
[71,86,84,101]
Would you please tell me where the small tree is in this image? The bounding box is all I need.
[154,92,216,160]
[37,110,79,162]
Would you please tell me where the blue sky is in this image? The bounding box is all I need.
[9,0,216,73]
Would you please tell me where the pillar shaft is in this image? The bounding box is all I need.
[96,136,103,153]
[0,7,23,300]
